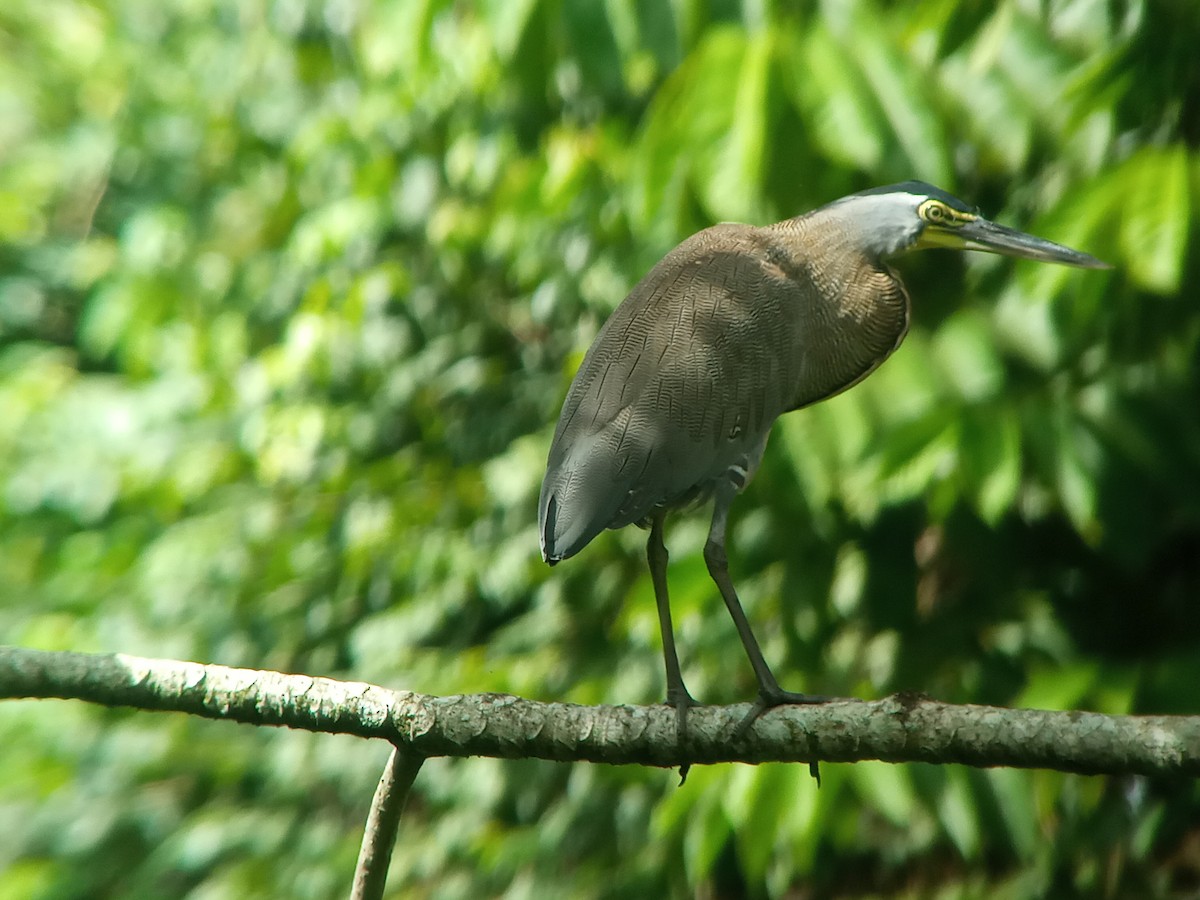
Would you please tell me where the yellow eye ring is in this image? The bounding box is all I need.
[919,199,974,227]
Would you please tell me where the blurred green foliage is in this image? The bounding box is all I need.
[2,0,1200,896]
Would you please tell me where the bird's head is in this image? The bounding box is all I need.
[829,181,1110,269]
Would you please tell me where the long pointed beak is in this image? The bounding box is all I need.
[952,217,1111,269]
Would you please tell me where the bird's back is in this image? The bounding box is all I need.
[539,217,909,562]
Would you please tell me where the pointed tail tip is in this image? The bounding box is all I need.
[540,493,560,566]
[539,536,564,567]
[539,530,559,567]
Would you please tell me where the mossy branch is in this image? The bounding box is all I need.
[2,645,1197,777]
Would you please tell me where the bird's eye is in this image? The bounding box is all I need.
[918,199,971,228]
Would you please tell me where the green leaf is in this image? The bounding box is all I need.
[775,389,872,514]
[703,32,773,221]
[851,761,916,827]
[959,404,1022,525]
[850,404,959,514]
[933,310,1005,403]
[480,0,539,60]
[628,27,749,240]
[683,781,734,883]
[938,767,981,857]
[1053,405,1102,541]
[785,25,886,171]
[816,0,952,182]
[1118,145,1191,294]
[726,765,808,884]
[562,0,625,99]
[1018,662,1100,710]
[985,769,1039,860]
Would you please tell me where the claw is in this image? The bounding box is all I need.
[733,687,836,786]
[667,686,699,784]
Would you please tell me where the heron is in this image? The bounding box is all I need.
[538,181,1108,758]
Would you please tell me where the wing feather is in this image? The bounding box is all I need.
[539,224,810,561]
[539,215,911,563]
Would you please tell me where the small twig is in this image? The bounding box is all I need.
[351,745,425,900]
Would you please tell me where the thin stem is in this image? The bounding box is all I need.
[351,744,425,900]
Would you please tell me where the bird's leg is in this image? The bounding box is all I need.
[704,483,832,741]
[647,513,696,781]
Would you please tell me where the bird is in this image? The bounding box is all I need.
[538,181,1108,758]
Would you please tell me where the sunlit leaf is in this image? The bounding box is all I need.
[959,404,1022,524]
[1019,662,1100,710]
[1118,145,1191,294]
[933,310,1005,402]
[938,767,981,857]
[683,784,733,883]
[703,31,773,221]
[851,761,915,827]
[784,25,887,171]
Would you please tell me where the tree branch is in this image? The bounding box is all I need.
[2,645,1197,776]
[351,745,424,900]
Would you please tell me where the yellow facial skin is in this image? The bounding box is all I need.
[914,199,980,250]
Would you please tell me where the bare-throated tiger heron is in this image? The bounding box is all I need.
[538,181,1108,760]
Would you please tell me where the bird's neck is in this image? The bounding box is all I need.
[770,210,904,312]
[763,212,912,408]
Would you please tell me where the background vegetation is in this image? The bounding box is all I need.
[2,0,1199,896]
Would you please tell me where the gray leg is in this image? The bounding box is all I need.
[648,513,696,779]
[704,481,832,738]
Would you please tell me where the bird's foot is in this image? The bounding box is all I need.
[666,685,700,785]
[733,686,833,737]
[733,686,835,786]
